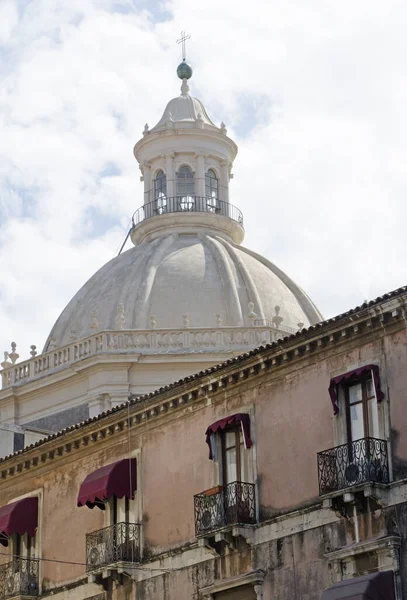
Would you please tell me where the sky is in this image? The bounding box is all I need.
[0,0,406,361]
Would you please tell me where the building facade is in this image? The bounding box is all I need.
[0,61,322,458]
[0,285,406,599]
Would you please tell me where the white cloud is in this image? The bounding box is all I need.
[0,0,406,361]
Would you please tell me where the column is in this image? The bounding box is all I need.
[220,160,230,202]
[143,162,152,204]
[165,154,175,197]
[195,153,205,197]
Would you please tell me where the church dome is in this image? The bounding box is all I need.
[43,233,322,351]
[43,58,323,354]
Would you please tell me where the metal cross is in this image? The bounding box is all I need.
[177,31,191,61]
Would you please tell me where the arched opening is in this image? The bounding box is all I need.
[205,169,218,212]
[154,170,167,214]
[176,165,195,210]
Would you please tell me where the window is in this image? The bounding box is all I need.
[345,376,379,442]
[0,497,40,597]
[222,428,245,484]
[78,459,140,568]
[154,170,167,214]
[11,530,36,559]
[109,495,131,526]
[176,165,195,209]
[205,169,218,212]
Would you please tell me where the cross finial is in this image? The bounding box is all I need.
[177,31,191,61]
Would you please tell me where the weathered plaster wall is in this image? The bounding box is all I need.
[0,323,407,595]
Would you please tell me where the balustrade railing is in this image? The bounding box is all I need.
[194,481,256,536]
[0,557,39,599]
[1,325,292,389]
[317,437,389,495]
[86,522,141,571]
[132,197,243,227]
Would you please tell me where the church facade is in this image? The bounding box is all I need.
[0,61,321,459]
[0,284,406,599]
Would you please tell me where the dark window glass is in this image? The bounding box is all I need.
[177,166,195,209]
[154,170,167,214]
[345,378,378,442]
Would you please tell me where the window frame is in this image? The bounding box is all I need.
[176,164,195,208]
[344,374,374,443]
[205,168,219,209]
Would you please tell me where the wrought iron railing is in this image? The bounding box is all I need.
[86,522,141,572]
[132,197,244,227]
[0,557,39,599]
[317,437,389,495]
[194,482,256,536]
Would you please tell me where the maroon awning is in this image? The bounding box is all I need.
[205,413,252,460]
[77,458,137,510]
[329,364,384,416]
[0,497,38,547]
[321,570,395,599]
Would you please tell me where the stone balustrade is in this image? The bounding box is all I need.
[0,324,296,390]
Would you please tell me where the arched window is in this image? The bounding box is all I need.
[176,165,195,210]
[205,169,218,212]
[154,170,167,214]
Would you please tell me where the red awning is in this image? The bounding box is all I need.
[0,497,38,547]
[321,570,395,600]
[205,413,252,460]
[328,364,384,415]
[77,458,137,510]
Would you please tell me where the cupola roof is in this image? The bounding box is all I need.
[150,78,217,132]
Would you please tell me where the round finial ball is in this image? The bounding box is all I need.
[177,61,193,80]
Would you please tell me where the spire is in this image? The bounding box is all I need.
[176,31,193,90]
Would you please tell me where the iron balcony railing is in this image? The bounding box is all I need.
[132,197,244,228]
[317,437,389,495]
[0,557,39,599]
[194,481,256,537]
[86,522,141,572]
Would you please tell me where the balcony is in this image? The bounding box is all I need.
[86,522,141,572]
[0,558,39,599]
[317,437,389,496]
[194,482,256,538]
[132,197,244,228]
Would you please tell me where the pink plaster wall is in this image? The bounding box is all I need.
[1,325,407,586]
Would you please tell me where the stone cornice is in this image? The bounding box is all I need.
[1,289,406,480]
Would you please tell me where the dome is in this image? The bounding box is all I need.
[43,233,322,351]
[150,82,217,132]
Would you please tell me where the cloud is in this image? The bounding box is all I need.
[0,0,406,360]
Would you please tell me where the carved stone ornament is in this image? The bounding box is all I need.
[248,301,257,319]
[30,345,37,358]
[89,307,100,331]
[115,304,126,330]
[9,342,19,364]
[216,313,223,327]
[1,351,11,370]
[183,314,190,329]
[272,305,283,328]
